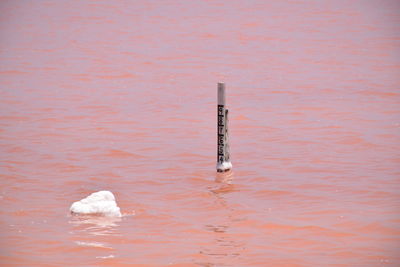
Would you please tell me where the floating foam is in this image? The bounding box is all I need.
[70,191,121,217]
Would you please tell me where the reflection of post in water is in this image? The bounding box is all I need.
[199,172,244,264]
[214,169,234,186]
[217,83,232,173]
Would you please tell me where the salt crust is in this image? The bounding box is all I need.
[70,191,121,217]
[216,161,232,172]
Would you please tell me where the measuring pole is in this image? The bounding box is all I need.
[217,83,232,172]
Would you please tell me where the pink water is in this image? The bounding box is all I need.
[1,0,400,266]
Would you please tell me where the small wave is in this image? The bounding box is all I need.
[75,241,112,249]
[96,255,115,259]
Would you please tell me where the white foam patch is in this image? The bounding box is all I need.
[70,191,121,217]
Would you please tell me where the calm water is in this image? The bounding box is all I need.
[1,0,399,266]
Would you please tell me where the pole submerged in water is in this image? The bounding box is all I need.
[217,82,232,172]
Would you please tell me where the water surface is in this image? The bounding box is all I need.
[0,0,399,266]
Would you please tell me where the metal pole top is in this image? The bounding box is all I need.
[218,82,225,106]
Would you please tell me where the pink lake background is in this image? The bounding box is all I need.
[0,0,399,266]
